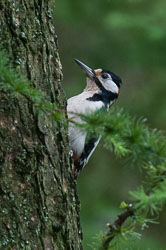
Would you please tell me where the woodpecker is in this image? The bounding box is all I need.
[67,59,122,177]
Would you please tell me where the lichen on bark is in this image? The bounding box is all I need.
[0,0,82,249]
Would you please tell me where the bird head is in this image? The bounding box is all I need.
[74,58,122,96]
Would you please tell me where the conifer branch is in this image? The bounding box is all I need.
[100,206,134,250]
[1,48,166,249]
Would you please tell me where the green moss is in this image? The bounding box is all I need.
[0,0,81,249]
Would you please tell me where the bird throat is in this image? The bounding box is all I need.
[84,78,100,92]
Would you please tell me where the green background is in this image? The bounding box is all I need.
[55,1,166,249]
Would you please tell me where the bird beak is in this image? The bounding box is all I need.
[74,58,95,79]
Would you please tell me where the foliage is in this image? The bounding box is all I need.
[55,0,166,248]
[76,108,166,249]
[0,49,64,122]
[1,16,166,247]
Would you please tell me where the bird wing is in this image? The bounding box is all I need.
[74,135,101,176]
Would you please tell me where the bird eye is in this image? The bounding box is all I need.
[102,73,109,79]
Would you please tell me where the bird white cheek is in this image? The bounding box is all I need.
[103,80,119,94]
[98,76,119,94]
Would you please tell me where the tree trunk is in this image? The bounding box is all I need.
[0,1,82,249]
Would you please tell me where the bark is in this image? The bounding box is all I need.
[0,1,82,249]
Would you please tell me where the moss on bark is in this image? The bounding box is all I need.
[0,1,82,249]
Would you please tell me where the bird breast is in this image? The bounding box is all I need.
[67,91,104,157]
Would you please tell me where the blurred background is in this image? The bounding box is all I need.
[55,1,166,249]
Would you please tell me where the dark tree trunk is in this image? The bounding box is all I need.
[0,1,82,249]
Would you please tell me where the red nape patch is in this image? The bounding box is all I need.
[118,88,120,96]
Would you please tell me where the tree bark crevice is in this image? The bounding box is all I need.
[0,0,82,249]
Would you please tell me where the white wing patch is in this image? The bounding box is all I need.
[81,135,101,167]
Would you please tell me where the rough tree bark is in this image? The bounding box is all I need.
[0,1,82,249]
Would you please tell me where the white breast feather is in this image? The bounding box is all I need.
[67,91,104,157]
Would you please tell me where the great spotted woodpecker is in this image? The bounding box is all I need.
[67,59,122,177]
